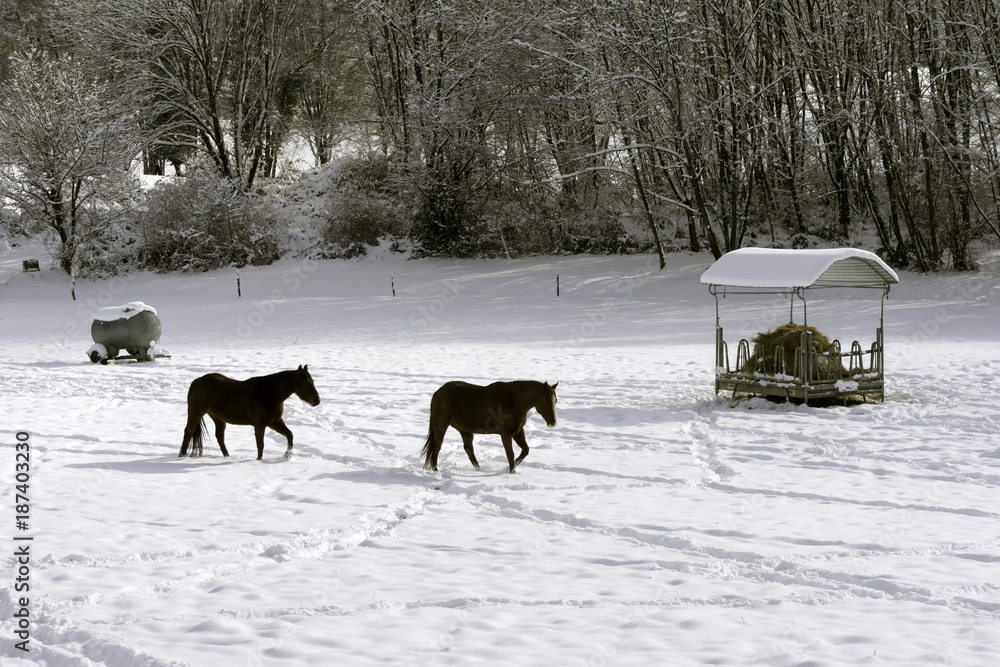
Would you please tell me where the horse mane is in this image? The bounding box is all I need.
[248,369,302,401]
[251,368,300,382]
[502,380,553,398]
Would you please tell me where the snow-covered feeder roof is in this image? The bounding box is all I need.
[700,248,899,289]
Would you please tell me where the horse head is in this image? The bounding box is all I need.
[535,381,559,427]
[295,364,321,406]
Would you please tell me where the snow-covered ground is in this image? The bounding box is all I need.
[1,244,999,666]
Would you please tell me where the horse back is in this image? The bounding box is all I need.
[188,372,257,424]
[433,381,491,410]
[189,372,243,395]
[432,380,528,435]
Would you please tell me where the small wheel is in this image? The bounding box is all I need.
[89,350,103,364]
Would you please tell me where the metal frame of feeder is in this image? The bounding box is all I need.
[701,248,898,405]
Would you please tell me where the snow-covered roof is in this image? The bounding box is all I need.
[700,248,899,289]
[94,301,158,322]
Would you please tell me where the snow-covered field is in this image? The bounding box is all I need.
[1,245,1000,666]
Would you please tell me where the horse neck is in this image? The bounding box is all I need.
[510,381,545,412]
[261,370,300,402]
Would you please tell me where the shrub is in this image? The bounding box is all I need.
[318,152,411,257]
[136,171,282,272]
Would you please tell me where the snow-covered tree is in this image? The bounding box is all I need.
[0,53,142,275]
[358,0,539,254]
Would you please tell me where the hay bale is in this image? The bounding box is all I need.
[745,323,846,377]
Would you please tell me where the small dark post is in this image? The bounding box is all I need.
[237,269,242,298]
[71,274,76,301]
[556,274,560,297]
[391,274,396,297]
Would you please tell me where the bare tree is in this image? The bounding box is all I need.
[288,0,370,165]
[92,0,301,189]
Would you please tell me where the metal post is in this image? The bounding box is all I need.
[713,288,721,371]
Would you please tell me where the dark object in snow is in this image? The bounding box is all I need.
[22,259,39,272]
[179,365,321,460]
[421,380,559,474]
[87,302,170,364]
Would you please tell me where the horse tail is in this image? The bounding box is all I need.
[190,418,206,457]
[420,423,438,470]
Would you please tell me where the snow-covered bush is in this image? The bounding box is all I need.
[317,151,411,258]
[136,170,281,272]
[70,219,141,278]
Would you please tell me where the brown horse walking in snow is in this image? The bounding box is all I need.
[179,365,321,460]
[421,380,558,473]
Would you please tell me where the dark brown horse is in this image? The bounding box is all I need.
[421,380,558,474]
[179,365,321,460]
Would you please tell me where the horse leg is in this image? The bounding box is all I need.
[500,433,517,474]
[212,417,229,457]
[421,412,450,471]
[459,430,480,470]
[430,424,447,471]
[179,424,192,457]
[513,429,529,468]
[254,424,266,460]
[180,413,203,457]
[270,418,294,458]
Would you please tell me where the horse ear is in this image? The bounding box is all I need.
[552,382,559,390]
[299,364,307,372]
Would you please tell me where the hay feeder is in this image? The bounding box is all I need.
[700,248,899,404]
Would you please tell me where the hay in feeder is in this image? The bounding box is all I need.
[745,323,846,377]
